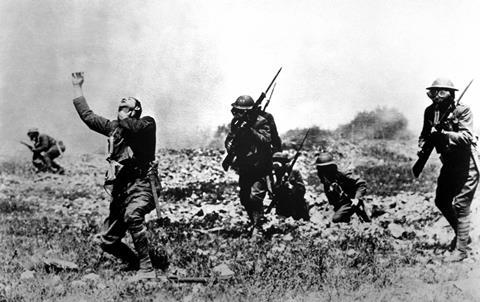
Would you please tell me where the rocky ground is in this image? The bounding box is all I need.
[1,140,480,301]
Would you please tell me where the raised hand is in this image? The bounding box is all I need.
[71,72,84,86]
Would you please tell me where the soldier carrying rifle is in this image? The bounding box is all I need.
[270,151,309,221]
[223,68,281,237]
[224,95,272,237]
[23,128,65,174]
[416,78,478,262]
[315,152,370,223]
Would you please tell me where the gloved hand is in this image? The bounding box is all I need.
[429,130,448,146]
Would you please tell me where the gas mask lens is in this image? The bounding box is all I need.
[272,162,283,170]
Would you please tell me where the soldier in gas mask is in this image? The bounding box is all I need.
[419,78,479,261]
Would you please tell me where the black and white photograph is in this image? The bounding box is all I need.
[1,0,480,301]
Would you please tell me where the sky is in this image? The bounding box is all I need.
[1,0,480,155]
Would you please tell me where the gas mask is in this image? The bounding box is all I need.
[427,89,453,105]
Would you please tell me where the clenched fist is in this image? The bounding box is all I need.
[71,72,84,86]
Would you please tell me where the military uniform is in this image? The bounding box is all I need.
[419,102,479,257]
[73,96,160,273]
[320,170,367,223]
[28,131,65,173]
[272,169,309,220]
[225,111,272,229]
[259,111,282,153]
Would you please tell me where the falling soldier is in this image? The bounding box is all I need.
[269,151,309,221]
[415,78,478,262]
[224,95,272,237]
[23,128,65,174]
[315,152,370,223]
[71,72,161,281]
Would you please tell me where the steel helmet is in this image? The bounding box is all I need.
[272,151,291,163]
[426,78,458,91]
[27,128,39,135]
[315,152,336,167]
[231,95,255,110]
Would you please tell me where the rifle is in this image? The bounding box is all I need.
[20,141,34,151]
[265,129,310,214]
[412,79,474,178]
[262,82,276,112]
[222,67,282,171]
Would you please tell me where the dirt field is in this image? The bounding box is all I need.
[1,140,480,301]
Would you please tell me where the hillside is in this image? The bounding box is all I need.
[1,140,480,301]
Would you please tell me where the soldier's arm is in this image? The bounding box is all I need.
[71,72,114,136]
[118,116,155,135]
[224,119,237,151]
[249,119,271,145]
[31,135,49,152]
[268,114,282,150]
[344,171,367,199]
[290,169,306,195]
[73,96,115,136]
[418,108,432,148]
[443,105,476,147]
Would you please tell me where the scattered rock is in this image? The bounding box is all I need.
[82,273,100,282]
[20,270,35,280]
[71,280,87,288]
[212,263,234,279]
[388,223,405,239]
[44,275,61,286]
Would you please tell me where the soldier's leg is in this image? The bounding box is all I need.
[250,177,267,228]
[434,170,458,233]
[46,146,64,173]
[239,174,254,222]
[123,178,156,276]
[98,209,138,269]
[452,158,479,257]
[332,203,354,223]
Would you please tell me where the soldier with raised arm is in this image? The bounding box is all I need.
[418,78,478,261]
[71,72,161,281]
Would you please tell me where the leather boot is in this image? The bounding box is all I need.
[128,229,156,282]
[446,216,470,262]
[250,210,264,239]
[100,241,139,271]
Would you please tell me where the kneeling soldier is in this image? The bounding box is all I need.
[270,152,309,220]
[26,128,65,174]
[71,72,161,281]
[315,152,370,223]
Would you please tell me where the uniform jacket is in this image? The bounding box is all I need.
[225,114,272,174]
[273,169,305,197]
[73,96,156,166]
[320,170,366,208]
[419,103,477,163]
[32,134,57,153]
[260,111,282,153]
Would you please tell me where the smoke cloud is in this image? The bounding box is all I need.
[1,0,480,156]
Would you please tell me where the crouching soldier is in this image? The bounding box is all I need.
[26,128,65,174]
[315,152,370,223]
[270,152,309,220]
[71,72,161,281]
[223,95,272,236]
[418,78,478,261]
